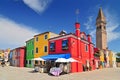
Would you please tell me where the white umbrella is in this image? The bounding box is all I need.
[67,58,78,62]
[32,58,45,61]
[55,58,68,62]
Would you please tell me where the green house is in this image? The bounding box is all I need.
[26,38,34,68]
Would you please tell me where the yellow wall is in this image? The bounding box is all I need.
[0,52,4,59]
[0,49,10,60]
[99,50,104,62]
[34,32,58,58]
[109,51,113,67]
[34,32,49,58]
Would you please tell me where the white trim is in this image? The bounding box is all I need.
[49,34,90,44]
[49,34,77,41]
[77,37,81,40]
[81,40,89,44]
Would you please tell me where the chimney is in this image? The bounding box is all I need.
[75,22,80,37]
[87,34,92,42]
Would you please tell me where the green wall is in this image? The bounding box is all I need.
[26,38,34,68]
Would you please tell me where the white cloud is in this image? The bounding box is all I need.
[0,16,38,49]
[105,9,120,42]
[23,0,52,13]
[84,16,94,30]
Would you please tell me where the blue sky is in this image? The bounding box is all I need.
[0,0,120,52]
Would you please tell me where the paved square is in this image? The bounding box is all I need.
[0,66,120,80]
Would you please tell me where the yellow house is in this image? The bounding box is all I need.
[0,50,4,59]
[99,50,105,68]
[4,48,10,61]
[34,32,58,58]
[99,50,104,62]
[109,51,116,67]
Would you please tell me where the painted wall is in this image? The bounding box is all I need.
[11,47,25,67]
[34,32,58,58]
[49,37,71,54]
[49,34,95,73]
[26,38,34,68]
[34,32,49,58]
[0,50,4,59]
[99,50,104,62]
[19,48,25,67]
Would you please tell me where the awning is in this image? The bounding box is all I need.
[41,53,71,60]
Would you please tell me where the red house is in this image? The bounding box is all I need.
[47,22,95,73]
[10,46,26,67]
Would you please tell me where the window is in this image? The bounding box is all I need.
[36,47,38,53]
[32,50,34,55]
[50,42,55,51]
[62,40,68,50]
[44,46,47,52]
[26,60,28,64]
[85,44,88,52]
[99,26,101,29]
[36,37,38,42]
[104,26,106,30]
[93,60,95,65]
[29,60,31,64]
[35,61,38,64]
[44,35,48,40]
[81,35,84,40]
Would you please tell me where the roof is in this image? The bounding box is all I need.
[96,7,106,23]
[26,38,34,42]
[49,33,76,40]
[34,31,58,37]
[11,46,26,51]
[59,30,67,35]
[34,31,50,37]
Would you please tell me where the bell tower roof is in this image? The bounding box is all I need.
[96,8,106,23]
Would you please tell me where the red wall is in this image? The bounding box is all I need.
[48,35,95,73]
[19,48,25,67]
[49,37,71,54]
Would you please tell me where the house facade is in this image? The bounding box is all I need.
[4,48,10,62]
[34,32,58,58]
[26,38,34,68]
[46,22,95,73]
[10,47,26,67]
[0,50,4,60]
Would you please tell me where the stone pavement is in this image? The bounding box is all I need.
[0,66,120,80]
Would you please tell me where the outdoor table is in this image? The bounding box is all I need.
[49,67,62,76]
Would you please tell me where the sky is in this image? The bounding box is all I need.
[0,0,120,52]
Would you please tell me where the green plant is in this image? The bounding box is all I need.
[94,53,100,57]
[116,52,120,62]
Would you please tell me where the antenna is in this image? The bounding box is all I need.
[76,9,79,22]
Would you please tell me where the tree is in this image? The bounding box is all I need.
[94,52,100,58]
[116,52,120,62]
[116,53,120,57]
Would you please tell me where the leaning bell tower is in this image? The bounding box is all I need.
[96,8,107,50]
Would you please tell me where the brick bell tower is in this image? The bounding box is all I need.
[96,8,107,50]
